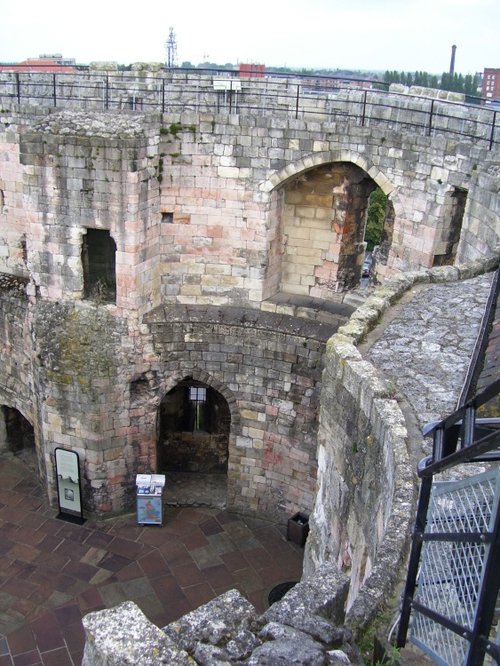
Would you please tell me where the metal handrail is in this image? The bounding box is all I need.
[397,379,500,665]
[0,70,498,150]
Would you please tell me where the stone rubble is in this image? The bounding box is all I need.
[83,566,364,666]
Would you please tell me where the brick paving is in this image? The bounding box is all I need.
[0,457,304,666]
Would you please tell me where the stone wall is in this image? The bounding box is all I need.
[0,70,497,147]
[79,260,500,663]
[32,300,138,512]
[1,106,499,310]
[304,258,500,631]
[143,305,336,519]
[0,277,38,460]
[0,93,499,518]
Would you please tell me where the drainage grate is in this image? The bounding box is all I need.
[268,581,298,606]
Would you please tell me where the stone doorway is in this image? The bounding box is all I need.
[157,380,230,508]
[0,406,37,472]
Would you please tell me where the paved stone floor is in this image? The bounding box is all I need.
[0,457,304,666]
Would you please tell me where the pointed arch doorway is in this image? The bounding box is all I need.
[157,379,231,508]
[0,405,37,472]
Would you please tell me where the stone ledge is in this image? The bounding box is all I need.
[144,303,341,342]
[337,257,500,346]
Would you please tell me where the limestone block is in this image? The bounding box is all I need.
[164,589,260,654]
[248,639,325,665]
[263,562,349,629]
[81,601,192,665]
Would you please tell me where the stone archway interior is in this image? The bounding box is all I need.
[158,379,230,470]
[273,162,377,299]
[0,406,35,453]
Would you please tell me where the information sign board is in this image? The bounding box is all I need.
[55,448,85,524]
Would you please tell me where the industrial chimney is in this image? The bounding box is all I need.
[449,44,457,75]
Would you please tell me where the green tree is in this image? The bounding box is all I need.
[365,188,388,251]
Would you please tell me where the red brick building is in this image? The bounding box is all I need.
[0,54,77,72]
[239,63,265,77]
[482,68,500,100]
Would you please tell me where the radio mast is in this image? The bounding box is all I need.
[165,27,178,69]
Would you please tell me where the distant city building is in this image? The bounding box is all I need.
[239,63,265,77]
[0,55,77,72]
[482,68,500,100]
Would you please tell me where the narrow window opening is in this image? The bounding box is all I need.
[161,212,174,224]
[433,187,467,267]
[81,229,116,303]
[189,386,207,431]
[364,188,387,252]
[361,187,389,281]
[20,235,28,264]
[127,96,143,111]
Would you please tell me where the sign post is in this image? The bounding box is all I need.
[54,448,85,524]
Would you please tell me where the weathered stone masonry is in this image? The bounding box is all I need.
[144,305,338,518]
[0,75,499,637]
[1,102,496,516]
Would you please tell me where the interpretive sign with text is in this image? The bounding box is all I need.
[55,447,85,524]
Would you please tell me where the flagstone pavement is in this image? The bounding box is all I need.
[0,456,304,666]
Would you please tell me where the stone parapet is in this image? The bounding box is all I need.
[304,256,500,635]
[83,570,363,665]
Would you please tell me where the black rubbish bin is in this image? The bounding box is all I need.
[287,512,309,546]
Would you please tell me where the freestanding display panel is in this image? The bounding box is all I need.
[55,447,86,524]
[136,474,165,526]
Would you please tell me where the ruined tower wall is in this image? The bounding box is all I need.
[0,104,499,518]
[143,305,334,518]
[0,283,33,423]
[2,107,499,311]
[156,111,500,302]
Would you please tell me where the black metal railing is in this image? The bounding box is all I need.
[0,69,498,150]
[396,378,500,665]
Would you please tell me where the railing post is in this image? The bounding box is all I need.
[428,99,435,136]
[396,474,433,649]
[462,405,476,447]
[15,72,20,104]
[229,78,233,114]
[105,75,109,110]
[466,495,500,665]
[162,78,165,114]
[489,110,497,151]
[53,73,57,107]
[295,84,300,119]
[361,89,367,126]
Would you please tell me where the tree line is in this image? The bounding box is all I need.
[383,70,480,96]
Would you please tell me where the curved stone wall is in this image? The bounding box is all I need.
[304,257,500,631]
[0,93,499,627]
[2,106,498,315]
[143,304,339,519]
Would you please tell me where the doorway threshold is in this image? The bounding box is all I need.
[163,472,227,509]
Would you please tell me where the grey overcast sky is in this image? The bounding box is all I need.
[0,0,497,74]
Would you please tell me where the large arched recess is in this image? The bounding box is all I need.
[0,404,37,472]
[260,153,398,299]
[155,373,240,507]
